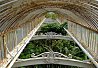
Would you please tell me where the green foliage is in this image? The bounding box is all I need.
[19,40,86,60]
[41,23,59,33]
[60,22,68,29]
[38,23,67,35]
[19,40,48,59]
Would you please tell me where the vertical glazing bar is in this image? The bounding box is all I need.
[20,28,23,41]
[15,30,17,47]
[9,33,11,51]
[25,25,27,37]
[68,22,69,31]
[69,22,71,32]
[29,22,31,33]
[70,22,71,32]
[6,33,9,52]
[71,22,73,33]
[16,30,18,44]
[21,28,23,40]
[96,34,98,57]
[87,29,90,47]
[11,32,13,50]
[30,22,32,31]
[5,34,8,55]
[33,20,35,28]
[94,33,97,54]
[93,33,96,54]
[69,22,71,31]
[18,28,22,44]
[3,35,7,58]
[31,21,34,30]
[72,23,74,35]
[84,27,86,45]
[91,31,93,52]
[0,39,1,60]
[92,32,95,52]
[78,25,81,41]
[81,27,84,44]
[71,22,73,32]
[81,26,83,42]
[10,32,12,51]
[9,32,12,51]
[85,28,88,46]
[77,25,79,39]
[12,31,14,50]
[26,24,28,35]
[89,30,91,48]
[0,36,4,59]
[27,24,29,35]
[80,25,82,41]
[23,25,26,38]
[13,31,15,48]
[73,23,75,35]
[22,26,25,38]
[89,30,92,51]
[28,22,30,33]
[79,25,81,41]
[7,33,10,51]
[95,33,98,55]
[12,32,14,50]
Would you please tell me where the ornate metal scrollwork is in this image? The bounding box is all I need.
[31,51,68,63]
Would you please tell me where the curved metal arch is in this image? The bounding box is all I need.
[13,6,86,27]
[3,9,47,35]
[0,0,98,34]
[13,57,95,68]
[1,7,93,34]
[31,35,72,40]
[18,7,98,33]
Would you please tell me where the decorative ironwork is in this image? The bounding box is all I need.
[31,52,68,63]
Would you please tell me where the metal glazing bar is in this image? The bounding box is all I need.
[64,28,98,68]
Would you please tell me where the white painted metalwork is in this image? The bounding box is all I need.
[64,28,98,68]
[1,18,46,68]
[13,52,95,68]
[31,32,72,40]
[0,0,98,67]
